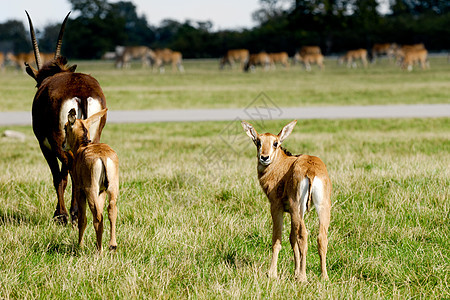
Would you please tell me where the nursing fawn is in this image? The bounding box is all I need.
[63,109,118,253]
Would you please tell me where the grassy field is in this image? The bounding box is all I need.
[0,117,448,298]
[0,56,449,111]
[0,58,449,298]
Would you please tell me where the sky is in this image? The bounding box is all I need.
[0,0,261,30]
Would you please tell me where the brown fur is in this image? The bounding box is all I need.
[268,52,290,68]
[295,53,324,71]
[243,52,271,72]
[299,46,322,56]
[26,12,107,225]
[401,48,428,70]
[220,49,249,69]
[242,120,331,282]
[153,48,184,73]
[64,108,119,253]
[371,43,396,62]
[115,46,155,69]
[339,49,368,68]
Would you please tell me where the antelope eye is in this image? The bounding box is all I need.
[256,139,261,147]
[273,141,278,148]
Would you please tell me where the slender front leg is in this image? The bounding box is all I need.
[268,205,283,279]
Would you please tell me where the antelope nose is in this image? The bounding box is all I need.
[261,155,269,161]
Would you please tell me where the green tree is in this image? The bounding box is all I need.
[0,20,29,53]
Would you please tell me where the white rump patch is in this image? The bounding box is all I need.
[298,177,309,217]
[59,97,81,132]
[311,178,325,214]
[87,97,103,140]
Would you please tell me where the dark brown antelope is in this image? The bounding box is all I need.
[242,120,332,282]
[25,11,107,224]
[63,109,119,253]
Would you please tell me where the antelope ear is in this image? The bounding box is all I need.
[278,120,297,142]
[241,120,258,142]
[85,108,107,128]
[68,108,77,125]
[68,64,77,72]
[25,63,38,81]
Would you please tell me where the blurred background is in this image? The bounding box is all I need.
[0,0,449,59]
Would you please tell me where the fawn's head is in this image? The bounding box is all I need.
[241,120,297,166]
[63,108,107,152]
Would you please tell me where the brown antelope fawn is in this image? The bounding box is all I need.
[241,120,331,282]
[63,108,118,253]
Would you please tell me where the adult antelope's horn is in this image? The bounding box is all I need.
[54,12,71,59]
[25,10,42,70]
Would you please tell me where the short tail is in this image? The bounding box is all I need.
[94,157,109,222]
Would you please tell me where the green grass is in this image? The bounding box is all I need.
[1,56,449,112]
[0,118,448,298]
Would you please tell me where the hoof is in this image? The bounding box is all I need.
[53,212,68,225]
[70,214,78,228]
[109,245,117,251]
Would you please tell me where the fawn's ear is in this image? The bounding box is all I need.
[85,108,107,129]
[68,108,77,126]
[278,120,297,143]
[241,120,258,143]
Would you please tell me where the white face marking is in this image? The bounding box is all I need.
[87,97,103,141]
[59,97,81,133]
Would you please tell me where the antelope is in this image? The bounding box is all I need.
[152,48,184,73]
[25,11,107,225]
[219,49,249,70]
[268,52,290,69]
[293,46,321,65]
[243,52,271,72]
[296,53,324,71]
[115,46,155,69]
[63,108,118,253]
[401,48,428,71]
[338,49,368,68]
[299,46,321,56]
[371,43,396,63]
[241,120,331,282]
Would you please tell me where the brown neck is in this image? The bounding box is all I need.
[257,149,291,195]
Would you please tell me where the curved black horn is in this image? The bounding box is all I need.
[25,10,42,70]
[54,12,71,59]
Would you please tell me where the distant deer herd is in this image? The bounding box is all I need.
[3,11,444,282]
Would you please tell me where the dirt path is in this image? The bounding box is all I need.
[1,104,449,126]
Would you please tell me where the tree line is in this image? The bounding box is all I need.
[0,0,448,59]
